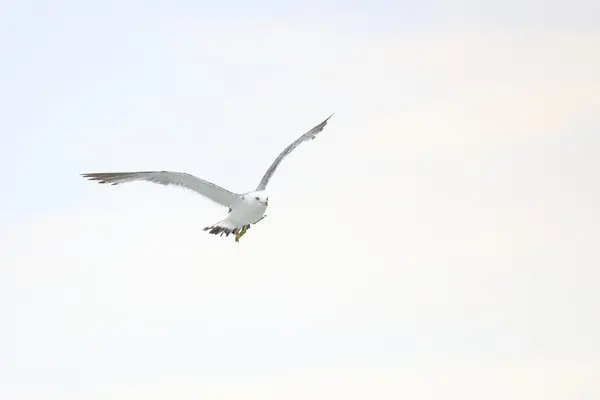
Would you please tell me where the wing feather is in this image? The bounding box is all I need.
[81,171,238,207]
[255,113,334,191]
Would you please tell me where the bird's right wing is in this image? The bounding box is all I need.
[255,113,334,191]
[81,171,239,207]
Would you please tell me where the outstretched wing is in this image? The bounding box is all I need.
[81,171,239,207]
[255,113,334,191]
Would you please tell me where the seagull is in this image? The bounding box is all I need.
[81,114,334,242]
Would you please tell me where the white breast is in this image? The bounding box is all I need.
[227,197,268,226]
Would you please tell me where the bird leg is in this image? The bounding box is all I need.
[235,225,250,242]
[234,215,267,243]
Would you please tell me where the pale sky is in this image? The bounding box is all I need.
[1,0,599,399]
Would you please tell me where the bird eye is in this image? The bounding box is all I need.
[255,197,260,201]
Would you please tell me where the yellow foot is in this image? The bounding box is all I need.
[235,225,249,242]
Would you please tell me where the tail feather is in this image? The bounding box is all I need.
[203,220,240,237]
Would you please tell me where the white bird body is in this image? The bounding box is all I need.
[81,114,333,242]
[229,192,269,226]
[204,191,269,236]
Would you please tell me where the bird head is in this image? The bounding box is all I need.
[251,192,269,206]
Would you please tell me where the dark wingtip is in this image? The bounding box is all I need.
[80,172,113,185]
[80,173,95,181]
[314,113,335,131]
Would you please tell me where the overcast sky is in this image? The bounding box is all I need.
[1,0,599,399]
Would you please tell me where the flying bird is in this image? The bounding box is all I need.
[81,114,334,242]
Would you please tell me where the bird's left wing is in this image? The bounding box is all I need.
[255,113,334,191]
[81,171,239,207]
